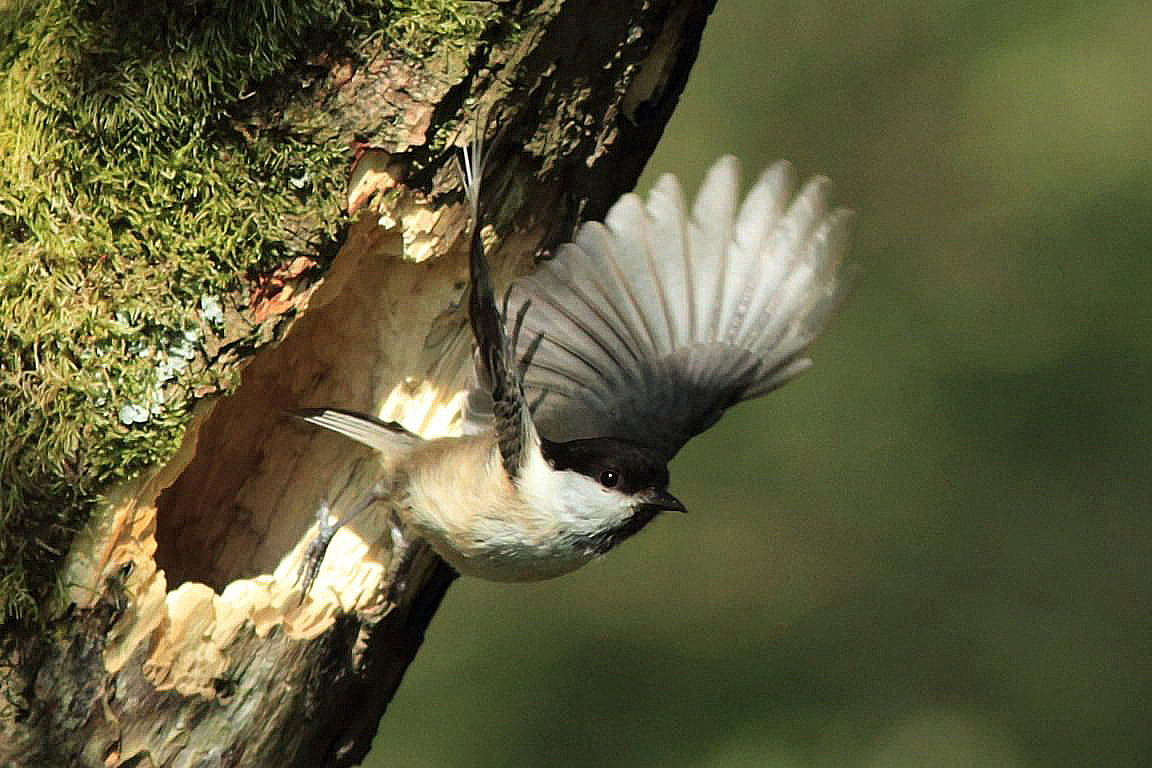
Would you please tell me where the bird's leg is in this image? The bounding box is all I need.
[295,500,335,599]
[382,509,419,607]
[295,482,388,599]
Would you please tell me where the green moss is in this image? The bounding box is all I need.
[0,0,491,622]
[388,0,491,56]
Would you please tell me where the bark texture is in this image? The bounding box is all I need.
[1,1,716,765]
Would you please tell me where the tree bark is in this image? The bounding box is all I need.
[1,1,715,765]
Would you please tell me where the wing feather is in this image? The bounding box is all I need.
[645,173,693,344]
[690,157,740,341]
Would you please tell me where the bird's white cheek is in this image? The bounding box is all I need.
[521,460,629,529]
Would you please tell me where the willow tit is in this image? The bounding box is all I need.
[294,138,850,594]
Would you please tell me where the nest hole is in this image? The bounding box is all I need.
[155,221,468,592]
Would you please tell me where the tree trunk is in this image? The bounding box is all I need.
[0,1,715,765]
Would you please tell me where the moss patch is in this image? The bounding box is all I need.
[0,0,491,621]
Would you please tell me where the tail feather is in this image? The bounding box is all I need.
[294,407,421,464]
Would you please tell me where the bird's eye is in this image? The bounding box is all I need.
[599,469,619,488]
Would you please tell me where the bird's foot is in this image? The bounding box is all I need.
[383,510,418,607]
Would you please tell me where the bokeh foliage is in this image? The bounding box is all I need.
[371,1,1152,766]
[0,0,488,621]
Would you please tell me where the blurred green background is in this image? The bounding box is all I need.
[371,2,1152,765]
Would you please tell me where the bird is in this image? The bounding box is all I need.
[293,135,851,595]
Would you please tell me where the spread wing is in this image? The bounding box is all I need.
[459,135,537,478]
[500,155,851,463]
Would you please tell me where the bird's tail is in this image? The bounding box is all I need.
[294,408,422,466]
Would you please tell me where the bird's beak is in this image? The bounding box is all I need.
[638,488,687,514]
